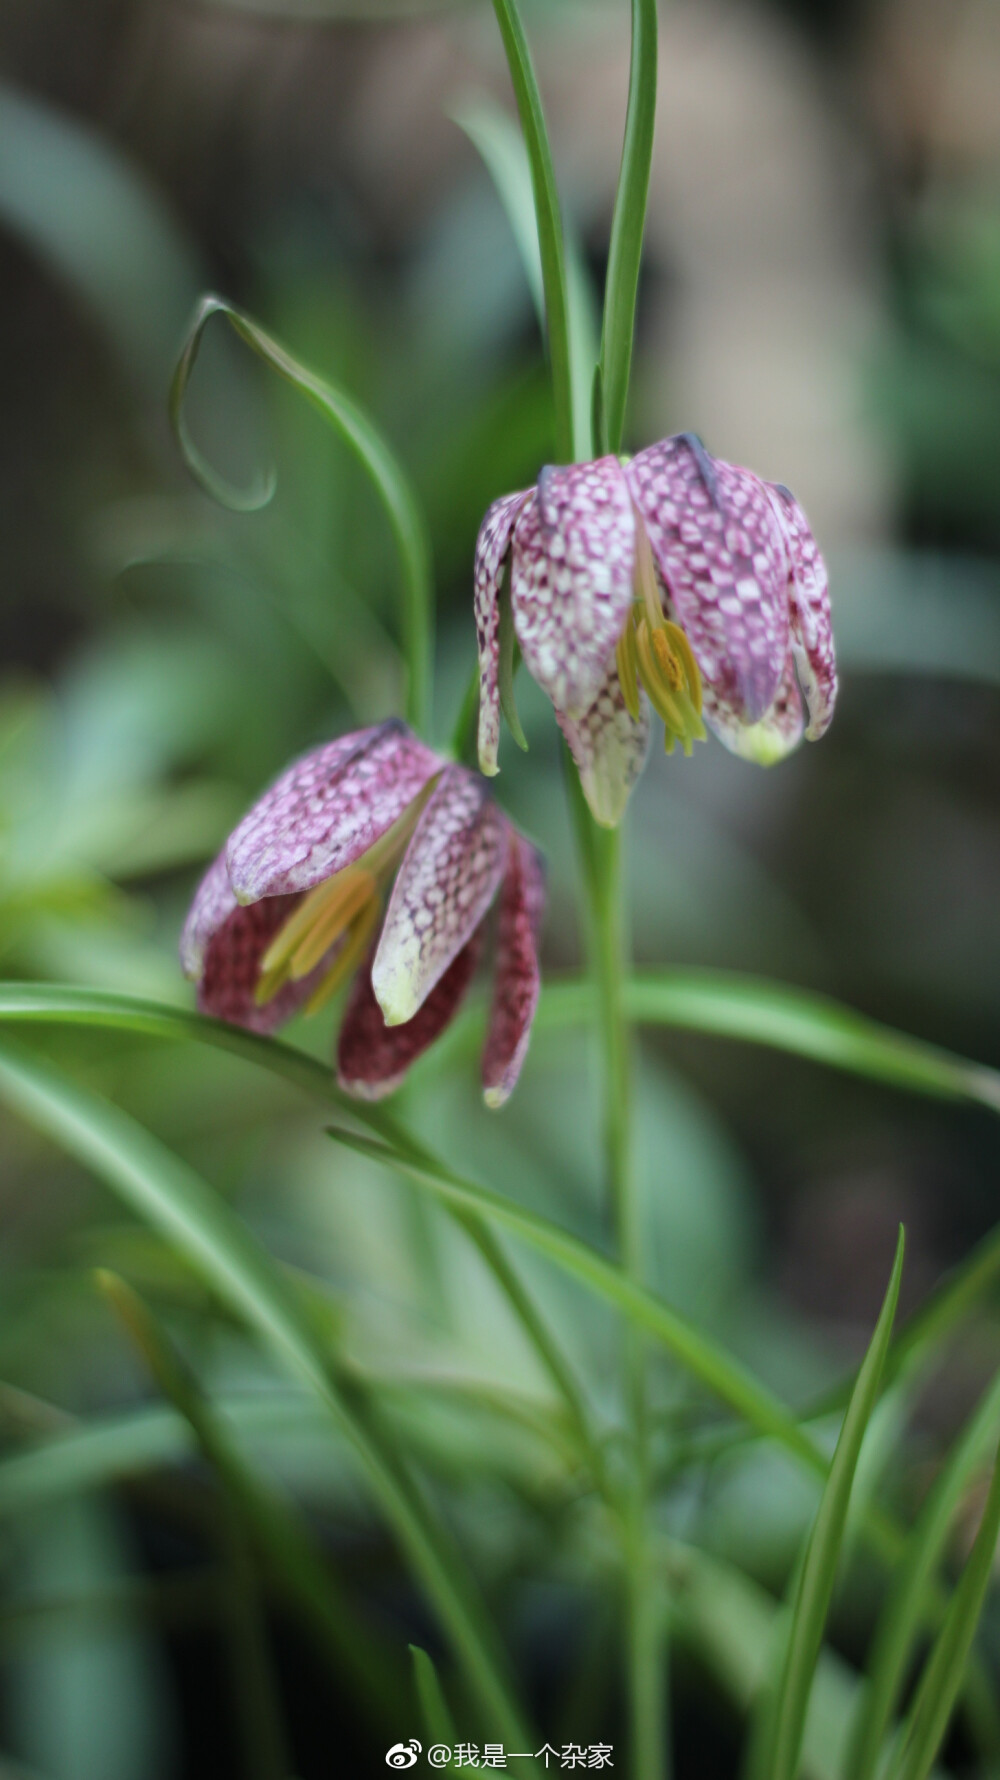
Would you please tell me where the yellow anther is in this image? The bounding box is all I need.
[288,868,376,980]
[651,624,684,691]
[302,896,381,1016]
[663,621,703,715]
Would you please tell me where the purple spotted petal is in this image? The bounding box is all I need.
[338,934,482,1100]
[556,662,651,829]
[768,484,837,741]
[482,835,546,1109]
[510,457,636,721]
[181,853,333,1034]
[626,439,789,725]
[371,765,509,1026]
[474,491,528,775]
[703,649,804,765]
[226,720,441,904]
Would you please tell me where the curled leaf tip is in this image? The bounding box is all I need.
[169,292,278,514]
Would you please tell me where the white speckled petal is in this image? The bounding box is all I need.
[511,457,636,720]
[704,649,804,765]
[474,491,527,775]
[768,484,837,740]
[627,438,789,724]
[482,834,546,1108]
[371,765,509,1026]
[225,720,441,904]
[556,661,651,828]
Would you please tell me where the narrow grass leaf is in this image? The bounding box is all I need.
[768,1229,905,1780]
[411,1644,459,1751]
[599,0,658,453]
[850,1365,1000,1780]
[886,1437,1000,1780]
[170,293,432,729]
[490,0,575,462]
[0,1037,532,1751]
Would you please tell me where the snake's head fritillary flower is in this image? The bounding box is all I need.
[474,434,836,826]
[180,720,545,1107]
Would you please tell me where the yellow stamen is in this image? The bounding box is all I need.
[253,958,293,1009]
[288,868,376,980]
[302,897,381,1016]
[651,624,684,691]
[663,620,703,715]
[633,507,664,635]
[616,619,641,721]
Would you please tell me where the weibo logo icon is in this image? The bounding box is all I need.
[386,1742,422,1769]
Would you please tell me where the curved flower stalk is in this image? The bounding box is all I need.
[181,721,545,1106]
[475,433,837,826]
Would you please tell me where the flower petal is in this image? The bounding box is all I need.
[226,720,441,904]
[768,483,837,741]
[556,662,651,828]
[511,457,636,720]
[482,835,546,1109]
[703,649,804,765]
[182,854,329,1033]
[337,934,482,1100]
[371,765,509,1026]
[474,491,527,775]
[626,437,789,725]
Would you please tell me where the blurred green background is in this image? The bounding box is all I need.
[2,0,1000,1774]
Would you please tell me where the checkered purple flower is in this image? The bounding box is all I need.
[180,720,545,1106]
[474,435,836,825]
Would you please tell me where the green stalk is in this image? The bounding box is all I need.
[598,0,658,454]
[567,767,664,1780]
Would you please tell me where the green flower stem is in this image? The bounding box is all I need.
[566,767,664,1780]
[599,0,658,455]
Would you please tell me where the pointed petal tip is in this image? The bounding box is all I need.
[483,1084,508,1111]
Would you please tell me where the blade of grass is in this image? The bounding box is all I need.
[851,1366,1000,1780]
[95,1271,397,1727]
[886,1437,1000,1780]
[170,293,432,731]
[598,0,658,454]
[490,0,575,461]
[453,94,598,460]
[0,1037,533,1753]
[411,1644,459,1750]
[767,1230,905,1780]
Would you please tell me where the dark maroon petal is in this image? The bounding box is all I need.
[510,457,635,720]
[337,934,482,1099]
[768,483,837,740]
[371,765,509,1026]
[196,885,320,1034]
[626,438,790,725]
[225,720,441,904]
[474,491,528,775]
[482,834,546,1108]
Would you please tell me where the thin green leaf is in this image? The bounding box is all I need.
[453,95,598,460]
[411,1644,459,1751]
[325,1123,822,1473]
[853,1369,1000,1780]
[94,1272,396,1724]
[170,293,433,730]
[490,0,575,462]
[0,1037,532,1751]
[888,1437,1000,1780]
[599,0,658,453]
[767,1229,905,1780]
[536,973,1000,1113]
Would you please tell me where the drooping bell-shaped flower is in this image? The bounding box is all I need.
[180,720,545,1106]
[474,434,836,826]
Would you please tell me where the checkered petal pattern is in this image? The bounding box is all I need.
[337,934,483,1099]
[626,438,790,731]
[703,650,804,765]
[482,835,546,1108]
[225,720,441,904]
[474,491,528,775]
[556,662,651,829]
[768,484,837,741]
[371,765,510,1027]
[181,854,334,1033]
[510,457,636,722]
